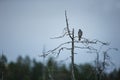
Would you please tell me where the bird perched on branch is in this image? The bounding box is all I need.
[78,29,83,41]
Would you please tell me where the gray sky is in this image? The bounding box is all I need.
[0,0,120,70]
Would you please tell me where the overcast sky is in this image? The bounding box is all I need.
[0,0,120,70]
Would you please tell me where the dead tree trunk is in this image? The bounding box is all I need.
[71,29,75,80]
[65,11,76,80]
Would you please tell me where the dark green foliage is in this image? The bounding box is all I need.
[0,55,120,80]
[108,69,120,80]
[0,54,7,80]
[77,63,97,80]
[31,59,43,80]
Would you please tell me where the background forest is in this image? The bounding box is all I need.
[0,54,120,80]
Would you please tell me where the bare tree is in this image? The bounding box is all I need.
[85,40,118,80]
[39,11,117,80]
[95,47,118,80]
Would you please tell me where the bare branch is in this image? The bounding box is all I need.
[50,32,68,39]
[65,10,72,39]
[74,40,96,44]
[48,41,71,52]
[92,39,110,45]
[74,46,97,51]
[106,48,118,52]
[39,41,72,57]
[55,47,71,57]
[50,27,68,39]
[39,52,50,57]
[102,47,118,67]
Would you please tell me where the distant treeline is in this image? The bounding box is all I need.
[0,54,120,80]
